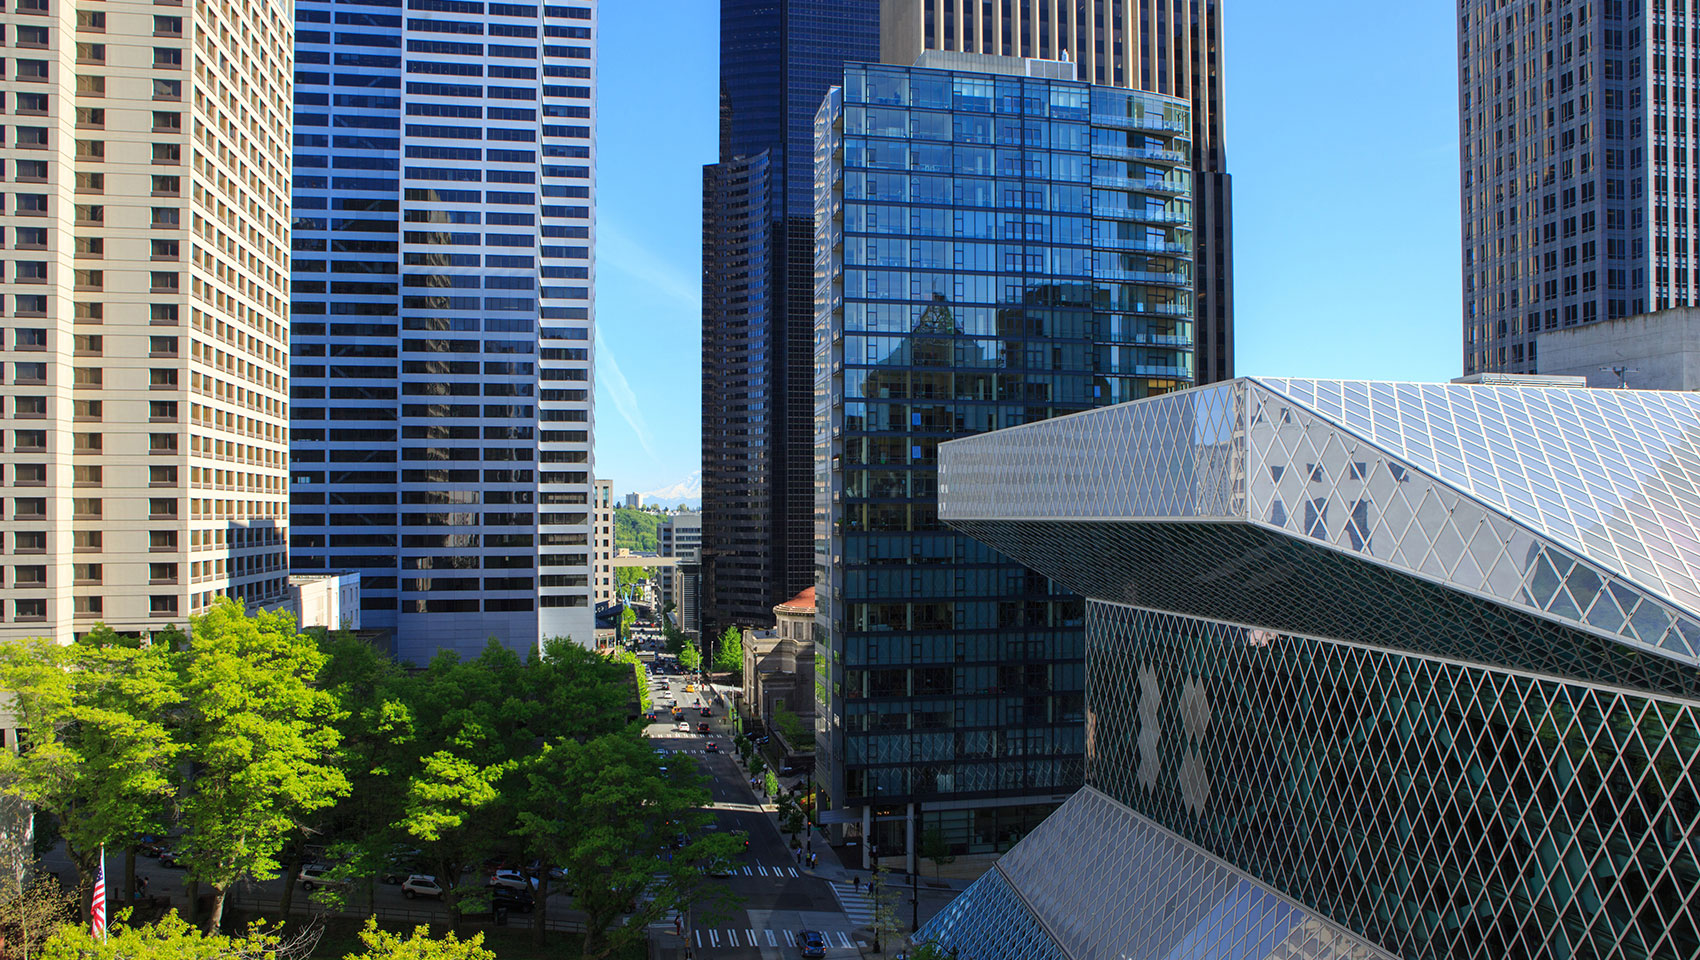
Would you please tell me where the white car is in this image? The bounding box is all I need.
[488,869,537,892]
[678,720,692,733]
[297,864,349,891]
[401,875,444,900]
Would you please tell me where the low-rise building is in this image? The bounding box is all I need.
[284,573,361,632]
[1537,307,1700,389]
[741,587,816,756]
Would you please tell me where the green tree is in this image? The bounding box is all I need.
[607,648,650,712]
[679,642,702,672]
[868,863,905,953]
[713,627,743,678]
[772,704,813,752]
[514,734,743,958]
[763,769,780,798]
[36,912,309,960]
[347,918,495,960]
[0,629,182,919]
[920,826,955,879]
[176,599,350,932]
[0,857,77,960]
[619,606,637,641]
[661,626,688,656]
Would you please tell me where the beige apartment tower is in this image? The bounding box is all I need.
[1,0,292,639]
[880,0,1234,385]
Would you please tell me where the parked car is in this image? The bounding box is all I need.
[487,869,537,892]
[798,930,827,958]
[489,886,535,913]
[298,864,349,892]
[157,850,186,869]
[401,875,444,900]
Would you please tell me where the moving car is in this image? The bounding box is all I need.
[705,741,718,753]
[401,875,445,900]
[798,930,827,958]
[700,707,712,717]
[697,722,711,735]
[678,720,693,733]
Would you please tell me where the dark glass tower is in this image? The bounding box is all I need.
[701,1,880,634]
[814,55,1196,853]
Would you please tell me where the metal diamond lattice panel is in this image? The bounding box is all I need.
[1089,602,1700,960]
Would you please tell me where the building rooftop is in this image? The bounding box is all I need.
[775,586,815,614]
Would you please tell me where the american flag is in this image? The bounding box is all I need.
[90,848,106,940]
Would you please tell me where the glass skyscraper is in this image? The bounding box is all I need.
[288,0,598,661]
[701,0,879,635]
[813,54,1194,851]
[927,377,1700,960]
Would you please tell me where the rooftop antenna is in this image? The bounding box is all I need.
[1600,365,1639,389]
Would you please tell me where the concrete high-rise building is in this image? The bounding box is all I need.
[657,509,701,612]
[288,0,598,661]
[1,0,293,639]
[814,54,1195,848]
[1457,1,1700,375]
[701,0,879,635]
[593,478,614,608]
[880,0,1233,385]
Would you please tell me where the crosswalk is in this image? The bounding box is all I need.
[730,863,803,878]
[828,880,874,926]
[685,927,858,952]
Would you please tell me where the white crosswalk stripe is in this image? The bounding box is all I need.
[686,928,857,953]
[829,881,875,926]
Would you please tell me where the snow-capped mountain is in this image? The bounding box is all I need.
[641,470,702,509]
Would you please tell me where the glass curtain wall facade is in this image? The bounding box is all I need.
[702,0,878,635]
[927,378,1700,960]
[879,0,1234,385]
[1459,0,1700,375]
[289,0,597,662]
[813,56,1193,850]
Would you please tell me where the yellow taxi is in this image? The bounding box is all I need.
[684,684,696,693]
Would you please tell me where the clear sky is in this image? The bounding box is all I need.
[593,1,1464,497]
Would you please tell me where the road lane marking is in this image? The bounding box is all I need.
[784,931,796,946]
[757,866,767,876]
[709,930,720,947]
[747,928,755,944]
[837,932,853,947]
[727,930,738,947]
[766,930,777,946]
[694,931,701,947]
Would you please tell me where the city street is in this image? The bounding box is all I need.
[637,630,870,959]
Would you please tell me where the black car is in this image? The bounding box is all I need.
[490,887,536,913]
[798,930,827,958]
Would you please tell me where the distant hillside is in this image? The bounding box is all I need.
[615,507,664,553]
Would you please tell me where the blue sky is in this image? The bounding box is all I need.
[593,1,1463,496]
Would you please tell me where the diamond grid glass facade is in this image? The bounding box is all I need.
[925,379,1700,960]
[812,57,1195,843]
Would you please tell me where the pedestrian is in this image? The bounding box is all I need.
[853,875,860,892]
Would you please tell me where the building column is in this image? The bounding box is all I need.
[906,802,917,875]
[863,805,872,870]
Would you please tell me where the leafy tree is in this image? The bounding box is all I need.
[763,769,780,798]
[909,940,958,960]
[713,627,743,678]
[176,599,350,932]
[606,648,650,712]
[614,567,654,594]
[0,630,182,920]
[679,642,702,673]
[661,626,688,656]
[514,734,743,958]
[347,919,494,960]
[920,826,955,879]
[612,508,663,552]
[300,632,414,916]
[868,863,906,953]
[618,606,637,641]
[36,912,312,960]
[0,857,77,960]
[772,704,813,752]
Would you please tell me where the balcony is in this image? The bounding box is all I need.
[1092,112,1190,135]
[1090,143,1188,165]
[1091,175,1188,196]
